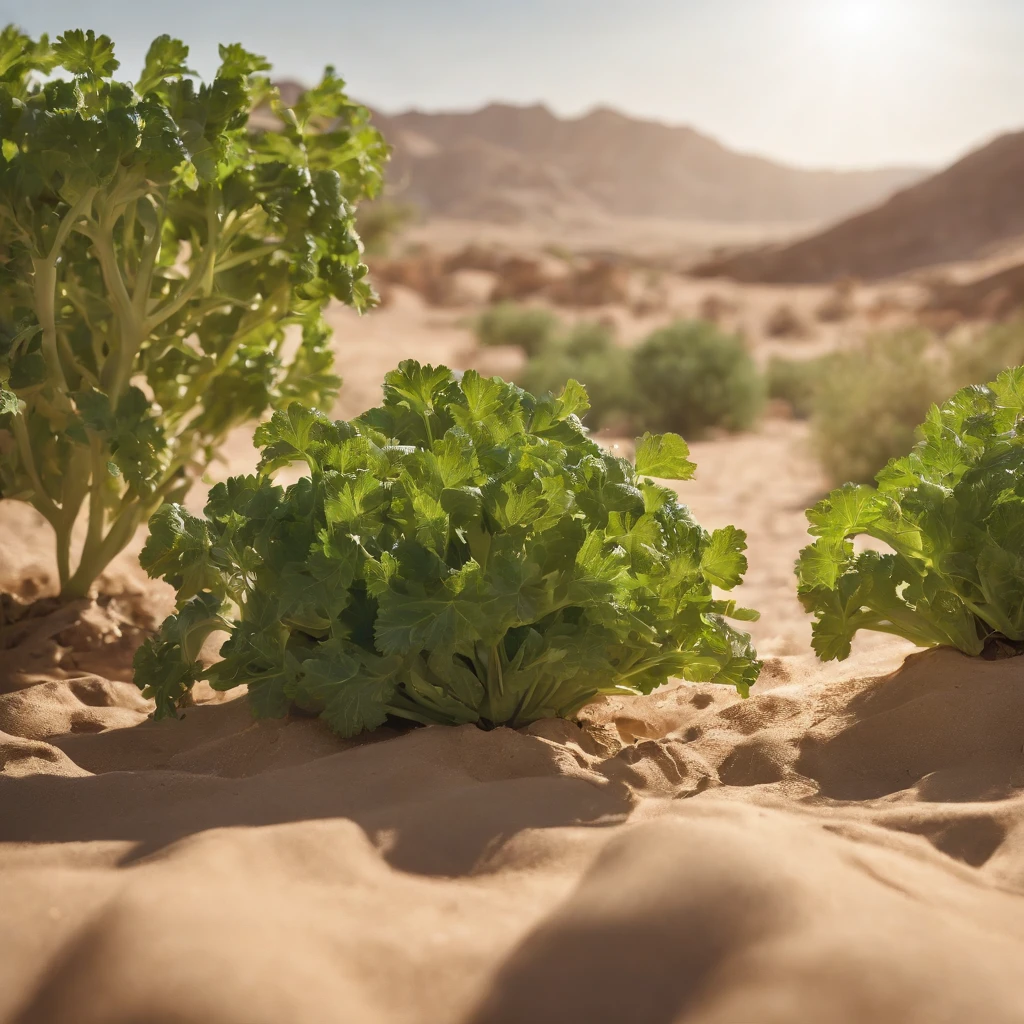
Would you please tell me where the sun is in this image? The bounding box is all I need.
[833,1,890,36]
[819,0,911,41]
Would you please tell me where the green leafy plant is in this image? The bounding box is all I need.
[135,362,761,737]
[474,302,559,356]
[797,368,1024,660]
[810,331,944,485]
[630,320,763,438]
[0,27,386,598]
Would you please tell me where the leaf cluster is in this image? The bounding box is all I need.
[135,363,760,737]
[0,27,387,596]
[797,368,1024,659]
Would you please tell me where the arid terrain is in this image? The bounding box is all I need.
[696,129,1024,282]
[3,104,1024,1023]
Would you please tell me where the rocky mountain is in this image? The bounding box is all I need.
[364,101,924,227]
[693,131,1024,282]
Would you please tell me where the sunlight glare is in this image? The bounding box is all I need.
[810,0,921,62]
[832,0,891,38]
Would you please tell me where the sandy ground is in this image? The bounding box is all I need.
[402,214,817,262]
[1,286,1023,1023]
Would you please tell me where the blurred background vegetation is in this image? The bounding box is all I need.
[468,297,1024,487]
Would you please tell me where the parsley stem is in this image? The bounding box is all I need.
[31,256,68,397]
[54,525,71,590]
[143,195,220,331]
[77,439,109,590]
[9,413,58,523]
[490,643,504,696]
[131,194,166,314]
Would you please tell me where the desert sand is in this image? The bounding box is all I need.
[2,284,1024,1024]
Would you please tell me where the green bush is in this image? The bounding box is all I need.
[808,323,1024,487]
[510,316,767,438]
[810,332,945,486]
[629,321,764,437]
[357,199,417,258]
[949,320,1024,389]
[765,355,833,420]
[519,320,632,430]
[135,362,761,736]
[474,303,558,356]
[562,319,616,357]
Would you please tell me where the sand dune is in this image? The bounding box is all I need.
[2,292,1024,1023]
[2,644,1023,1023]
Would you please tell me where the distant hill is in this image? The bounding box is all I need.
[361,101,924,227]
[693,131,1024,283]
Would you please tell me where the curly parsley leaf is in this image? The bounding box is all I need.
[634,431,696,480]
[54,29,119,77]
[136,365,761,736]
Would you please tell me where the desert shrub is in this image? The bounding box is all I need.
[925,266,1024,323]
[519,320,632,430]
[765,303,810,339]
[766,355,834,420]
[815,278,857,323]
[547,259,629,308]
[698,294,736,324]
[357,199,418,258]
[563,319,617,357]
[798,368,1024,659]
[949,320,1024,388]
[135,362,761,736]
[542,243,575,264]
[631,270,669,317]
[0,29,385,598]
[866,291,906,323]
[444,244,502,274]
[490,257,548,302]
[474,303,559,356]
[810,332,945,486]
[629,321,764,437]
[373,251,458,306]
[815,292,853,323]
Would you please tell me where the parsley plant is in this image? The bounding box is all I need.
[0,27,385,597]
[135,364,761,735]
[798,369,1024,658]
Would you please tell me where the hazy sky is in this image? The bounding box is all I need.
[15,0,1024,171]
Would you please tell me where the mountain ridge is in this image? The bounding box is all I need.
[692,129,1024,282]
[338,96,927,227]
